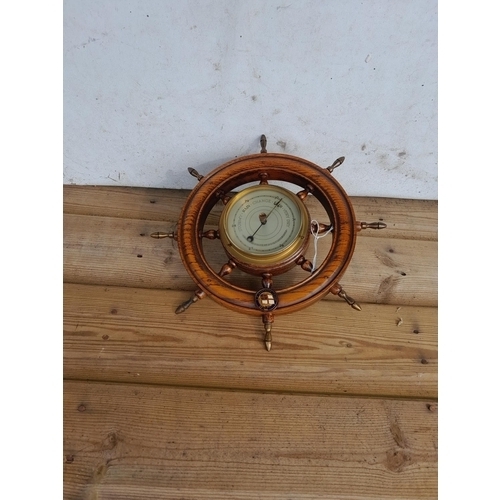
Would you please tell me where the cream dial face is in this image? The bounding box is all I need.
[220,185,307,262]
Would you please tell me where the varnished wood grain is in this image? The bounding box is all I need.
[64,283,437,399]
[64,185,437,241]
[64,380,438,500]
[63,213,437,306]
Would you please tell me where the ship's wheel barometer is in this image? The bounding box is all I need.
[152,135,386,350]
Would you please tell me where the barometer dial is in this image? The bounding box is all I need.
[219,185,310,267]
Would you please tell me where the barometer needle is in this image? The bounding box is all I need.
[246,198,283,242]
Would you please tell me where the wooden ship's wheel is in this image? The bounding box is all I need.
[152,135,386,350]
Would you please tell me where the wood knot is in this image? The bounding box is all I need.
[385,448,412,472]
[102,431,118,450]
[164,249,175,265]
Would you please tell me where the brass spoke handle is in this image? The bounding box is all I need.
[260,134,267,153]
[175,289,206,314]
[150,231,177,240]
[326,156,345,173]
[262,313,274,351]
[330,283,361,311]
[188,167,204,182]
[357,221,387,230]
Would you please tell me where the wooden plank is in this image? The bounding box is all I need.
[64,185,437,241]
[64,283,437,399]
[350,196,437,241]
[63,213,437,306]
[63,380,438,500]
[63,186,223,225]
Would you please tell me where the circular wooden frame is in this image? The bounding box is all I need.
[177,153,357,316]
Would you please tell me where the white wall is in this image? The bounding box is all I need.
[63,0,437,199]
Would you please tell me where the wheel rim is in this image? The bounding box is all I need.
[177,153,357,316]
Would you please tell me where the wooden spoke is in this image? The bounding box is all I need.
[296,255,314,273]
[218,260,236,278]
[311,221,333,234]
[201,229,220,240]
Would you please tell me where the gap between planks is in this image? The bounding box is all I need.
[63,185,438,241]
[64,283,437,399]
[63,212,437,307]
[62,375,438,403]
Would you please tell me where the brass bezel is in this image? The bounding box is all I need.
[219,184,310,267]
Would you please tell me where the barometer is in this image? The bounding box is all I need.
[218,184,310,271]
[151,135,386,350]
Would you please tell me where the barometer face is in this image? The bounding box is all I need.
[219,185,310,266]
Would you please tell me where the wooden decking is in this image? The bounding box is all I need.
[63,186,438,499]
